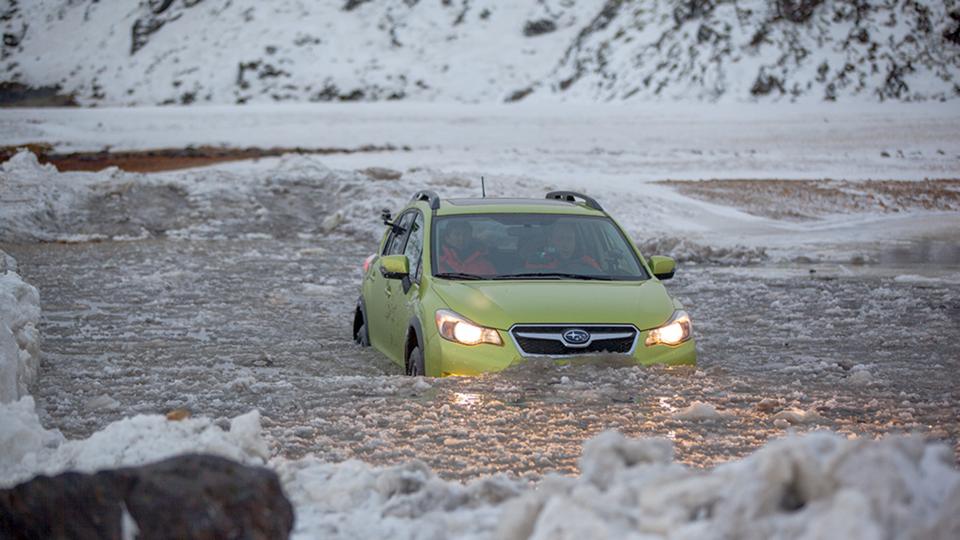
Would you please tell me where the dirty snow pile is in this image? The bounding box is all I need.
[0,399,268,488]
[0,149,486,244]
[0,148,468,242]
[2,398,959,539]
[0,249,40,404]
[3,0,958,105]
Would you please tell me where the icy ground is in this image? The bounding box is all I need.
[3,103,959,181]
[2,102,959,537]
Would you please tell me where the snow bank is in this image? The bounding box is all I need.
[277,457,519,539]
[0,249,40,403]
[0,150,489,244]
[0,150,115,243]
[0,396,63,481]
[2,400,957,539]
[499,431,960,540]
[0,401,269,489]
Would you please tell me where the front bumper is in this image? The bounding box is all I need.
[425,327,696,377]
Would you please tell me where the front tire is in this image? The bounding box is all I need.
[356,321,370,346]
[407,346,425,376]
[353,300,370,347]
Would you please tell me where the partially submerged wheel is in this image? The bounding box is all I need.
[356,321,370,346]
[407,346,424,376]
[353,300,370,346]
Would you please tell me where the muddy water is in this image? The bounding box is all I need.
[5,237,959,481]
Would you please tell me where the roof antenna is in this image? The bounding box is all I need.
[481,176,486,198]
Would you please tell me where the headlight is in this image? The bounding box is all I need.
[435,310,503,346]
[645,310,692,346]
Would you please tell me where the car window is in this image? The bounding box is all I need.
[432,213,648,280]
[403,213,425,280]
[383,212,416,255]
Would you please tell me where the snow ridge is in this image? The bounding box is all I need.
[0,249,40,404]
[3,403,959,539]
[2,0,957,105]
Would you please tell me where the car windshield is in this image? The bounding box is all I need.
[431,213,649,281]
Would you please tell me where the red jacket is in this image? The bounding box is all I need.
[439,245,496,275]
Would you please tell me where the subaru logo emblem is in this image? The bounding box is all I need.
[562,329,590,346]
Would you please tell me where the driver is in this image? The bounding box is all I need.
[525,221,601,271]
[438,221,496,275]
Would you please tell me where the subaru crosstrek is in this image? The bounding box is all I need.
[353,190,696,376]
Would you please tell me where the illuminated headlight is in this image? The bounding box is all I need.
[435,310,503,346]
[645,310,692,346]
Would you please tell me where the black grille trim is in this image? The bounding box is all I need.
[509,324,638,357]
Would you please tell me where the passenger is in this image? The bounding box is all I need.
[438,221,496,275]
[525,222,601,272]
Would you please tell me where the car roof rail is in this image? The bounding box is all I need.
[411,190,441,210]
[545,191,603,212]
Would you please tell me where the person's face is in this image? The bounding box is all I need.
[549,225,576,258]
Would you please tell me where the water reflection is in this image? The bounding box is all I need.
[452,392,483,407]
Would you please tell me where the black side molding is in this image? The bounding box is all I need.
[546,191,603,212]
[411,190,441,210]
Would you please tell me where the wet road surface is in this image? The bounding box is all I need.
[4,236,959,481]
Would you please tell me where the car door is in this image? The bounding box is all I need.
[383,211,425,362]
[367,211,416,357]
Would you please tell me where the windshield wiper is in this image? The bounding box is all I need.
[434,272,485,280]
[493,272,614,281]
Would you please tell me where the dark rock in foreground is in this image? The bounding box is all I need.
[0,454,294,540]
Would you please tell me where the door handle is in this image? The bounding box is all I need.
[384,282,392,297]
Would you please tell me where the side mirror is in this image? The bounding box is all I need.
[649,256,676,280]
[379,254,409,280]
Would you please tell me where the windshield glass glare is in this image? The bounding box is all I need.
[432,214,648,280]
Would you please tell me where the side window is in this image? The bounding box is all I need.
[382,212,416,255]
[403,213,425,280]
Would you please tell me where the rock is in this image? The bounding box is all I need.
[523,19,557,37]
[0,454,294,540]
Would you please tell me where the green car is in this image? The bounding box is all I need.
[353,190,696,376]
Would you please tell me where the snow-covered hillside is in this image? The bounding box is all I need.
[2,0,958,106]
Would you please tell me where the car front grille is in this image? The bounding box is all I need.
[510,325,638,357]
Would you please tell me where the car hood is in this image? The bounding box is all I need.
[431,279,677,330]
